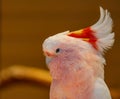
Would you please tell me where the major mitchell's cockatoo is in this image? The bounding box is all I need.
[43,7,114,99]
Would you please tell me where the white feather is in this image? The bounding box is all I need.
[91,7,115,52]
[92,77,111,99]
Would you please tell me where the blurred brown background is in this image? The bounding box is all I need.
[1,0,120,99]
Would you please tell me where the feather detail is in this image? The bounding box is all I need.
[68,27,98,49]
[67,7,114,53]
[91,7,114,52]
[92,77,111,99]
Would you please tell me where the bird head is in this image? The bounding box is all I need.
[42,7,114,79]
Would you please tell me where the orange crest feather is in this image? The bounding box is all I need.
[67,27,97,49]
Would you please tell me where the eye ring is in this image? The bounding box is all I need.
[56,48,60,53]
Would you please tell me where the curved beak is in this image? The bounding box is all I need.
[44,51,54,57]
[46,56,52,65]
[43,51,54,65]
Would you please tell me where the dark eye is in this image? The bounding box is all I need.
[56,48,60,53]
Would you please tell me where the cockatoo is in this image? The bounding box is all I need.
[42,7,114,99]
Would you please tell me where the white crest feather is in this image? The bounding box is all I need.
[91,7,115,52]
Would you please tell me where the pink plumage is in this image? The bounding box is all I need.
[43,7,114,99]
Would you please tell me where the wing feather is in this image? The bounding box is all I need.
[92,78,112,99]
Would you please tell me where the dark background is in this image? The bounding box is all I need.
[1,0,120,99]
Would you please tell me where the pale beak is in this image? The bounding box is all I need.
[43,51,54,65]
[46,56,52,65]
[44,51,54,57]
